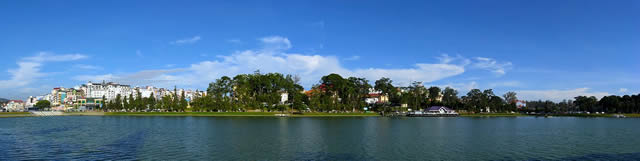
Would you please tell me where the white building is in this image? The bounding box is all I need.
[25,96,38,108]
[280,92,288,104]
[4,100,25,112]
[79,81,132,101]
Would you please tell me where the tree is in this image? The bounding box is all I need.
[135,89,142,111]
[503,92,518,112]
[574,96,598,112]
[128,93,134,111]
[114,94,122,110]
[503,92,517,104]
[427,86,442,104]
[346,77,371,111]
[148,92,156,110]
[180,90,188,112]
[374,77,397,107]
[441,87,459,109]
[319,73,347,111]
[408,81,427,110]
[34,100,51,110]
[463,89,483,112]
[599,95,621,113]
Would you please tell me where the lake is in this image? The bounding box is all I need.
[1,116,639,160]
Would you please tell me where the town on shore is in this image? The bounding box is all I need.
[2,72,640,117]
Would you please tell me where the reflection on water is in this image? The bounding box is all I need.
[1,116,639,160]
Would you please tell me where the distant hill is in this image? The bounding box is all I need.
[0,98,9,103]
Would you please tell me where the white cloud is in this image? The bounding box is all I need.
[170,36,201,45]
[472,57,512,75]
[517,88,609,102]
[619,88,628,93]
[259,36,291,50]
[0,62,43,89]
[23,52,87,62]
[160,37,475,88]
[353,64,465,87]
[0,52,88,98]
[72,36,511,91]
[437,54,470,65]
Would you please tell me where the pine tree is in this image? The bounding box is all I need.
[148,92,156,110]
[128,93,134,111]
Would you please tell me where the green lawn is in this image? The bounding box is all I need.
[103,112,379,117]
[622,114,640,117]
[0,112,32,117]
[292,112,379,117]
[459,113,527,117]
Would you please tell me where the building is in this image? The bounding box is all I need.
[426,106,457,114]
[4,100,25,112]
[79,81,132,101]
[25,96,38,108]
[280,91,288,104]
[365,88,389,104]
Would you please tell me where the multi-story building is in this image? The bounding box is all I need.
[79,81,132,101]
[4,100,25,112]
[25,96,38,108]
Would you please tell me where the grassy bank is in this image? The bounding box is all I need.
[103,112,379,117]
[459,113,527,117]
[293,112,379,117]
[622,114,640,117]
[460,113,640,118]
[0,112,33,117]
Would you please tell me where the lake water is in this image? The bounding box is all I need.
[1,116,640,160]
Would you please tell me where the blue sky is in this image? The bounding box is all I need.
[1,0,638,101]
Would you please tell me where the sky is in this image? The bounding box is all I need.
[0,0,638,101]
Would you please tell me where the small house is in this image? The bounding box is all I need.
[426,106,457,114]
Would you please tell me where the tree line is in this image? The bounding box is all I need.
[187,72,522,113]
[90,71,639,114]
[524,95,640,113]
[102,86,189,112]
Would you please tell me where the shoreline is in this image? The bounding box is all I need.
[2,112,640,118]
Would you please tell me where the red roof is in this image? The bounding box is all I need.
[10,100,24,103]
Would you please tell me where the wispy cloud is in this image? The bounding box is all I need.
[170,36,201,45]
[472,57,512,75]
[23,52,87,62]
[148,36,509,88]
[70,36,513,92]
[0,52,88,98]
[259,36,291,50]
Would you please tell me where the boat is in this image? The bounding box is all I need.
[274,113,290,117]
[613,114,626,118]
